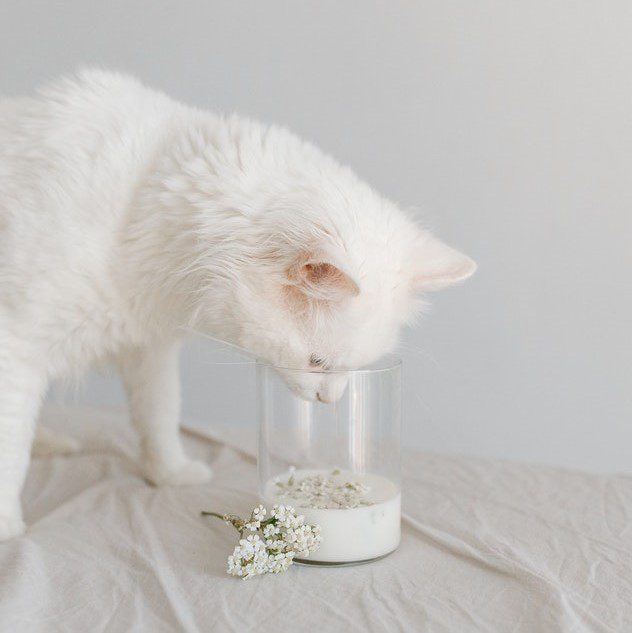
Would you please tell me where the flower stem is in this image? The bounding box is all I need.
[201,510,245,535]
[201,511,226,520]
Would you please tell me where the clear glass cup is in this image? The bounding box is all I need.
[257,355,402,566]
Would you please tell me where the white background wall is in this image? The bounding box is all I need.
[3,1,631,472]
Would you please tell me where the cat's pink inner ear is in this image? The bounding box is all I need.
[412,237,477,292]
[288,260,360,301]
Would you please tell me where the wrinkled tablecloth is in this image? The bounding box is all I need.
[0,405,630,632]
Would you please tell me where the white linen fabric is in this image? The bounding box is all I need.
[0,406,630,632]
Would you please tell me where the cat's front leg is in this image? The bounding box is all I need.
[0,350,46,540]
[119,340,212,486]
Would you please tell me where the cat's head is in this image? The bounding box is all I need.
[226,172,476,403]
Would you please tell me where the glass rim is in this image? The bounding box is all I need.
[256,353,402,375]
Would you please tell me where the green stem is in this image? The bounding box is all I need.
[201,511,245,535]
[200,511,226,520]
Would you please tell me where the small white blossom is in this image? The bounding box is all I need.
[267,551,294,574]
[244,504,268,531]
[263,523,279,538]
[265,538,286,551]
[252,505,266,521]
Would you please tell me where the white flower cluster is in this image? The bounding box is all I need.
[224,505,321,579]
[274,469,372,509]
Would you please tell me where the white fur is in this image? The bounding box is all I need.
[0,70,475,539]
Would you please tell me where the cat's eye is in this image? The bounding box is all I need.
[309,354,326,368]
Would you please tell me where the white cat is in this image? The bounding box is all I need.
[0,70,475,540]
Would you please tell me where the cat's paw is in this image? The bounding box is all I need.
[32,426,81,457]
[0,514,25,541]
[144,459,213,487]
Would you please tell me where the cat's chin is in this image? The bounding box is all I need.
[280,377,320,403]
[289,389,339,404]
[275,369,349,404]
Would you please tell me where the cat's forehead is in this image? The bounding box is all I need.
[304,297,400,361]
[308,201,418,277]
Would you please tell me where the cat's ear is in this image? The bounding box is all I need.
[287,255,360,302]
[412,235,476,291]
